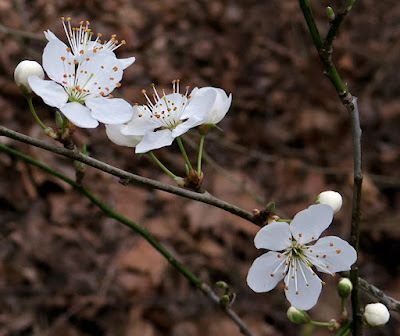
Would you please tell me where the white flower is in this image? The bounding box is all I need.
[105,122,142,148]
[315,191,343,214]
[28,31,133,128]
[121,81,217,153]
[364,303,390,327]
[190,86,232,125]
[247,204,357,310]
[14,60,45,93]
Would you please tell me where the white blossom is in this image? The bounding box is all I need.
[28,22,134,128]
[14,60,45,93]
[247,204,357,310]
[121,81,217,153]
[364,303,390,327]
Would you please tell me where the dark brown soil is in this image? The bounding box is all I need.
[1,1,399,335]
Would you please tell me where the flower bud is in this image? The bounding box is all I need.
[287,306,311,324]
[315,191,343,214]
[14,60,45,94]
[337,278,353,298]
[326,6,336,21]
[364,303,390,327]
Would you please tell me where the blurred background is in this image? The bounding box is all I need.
[1,0,400,335]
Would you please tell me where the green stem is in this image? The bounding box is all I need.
[176,137,193,171]
[298,0,350,96]
[309,320,335,328]
[148,151,177,179]
[197,134,206,177]
[277,219,292,223]
[335,319,352,336]
[27,97,47,130]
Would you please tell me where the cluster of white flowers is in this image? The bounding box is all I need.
[16,17,232,152]
[17,20,364,317]
[247,193,357,310]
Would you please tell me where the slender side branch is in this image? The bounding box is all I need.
[298,1,363,334]
[349,97,363,335]
[0,126,256,225]
[358,278,400,312]
[0,143,257,336]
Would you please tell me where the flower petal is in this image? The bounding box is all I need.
[247,251,286,293]
[254,221,292,251]
[75,52,123,96]
[118,56,136,70]
[105,124,142,148]
[121,106,159,136]
[190,87,232,125]
[135,129,175,153]
[181,87,217,122]
[60,102,99,128]
[42,38,73,84]
[28,76,68,109]
[86,96,133,124]
[290,204,333,245]
[307,236,357,274]
[284,258,322,310]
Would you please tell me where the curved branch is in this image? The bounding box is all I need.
[0,126,257,225]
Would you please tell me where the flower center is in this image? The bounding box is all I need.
[137,80,190,129]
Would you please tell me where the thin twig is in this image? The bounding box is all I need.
[358,278,400,312]
[0,143,257,336]
[298,1,363,334]
[0,126,257,225]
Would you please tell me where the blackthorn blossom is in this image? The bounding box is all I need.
[247,204,357,310]
[28,18,134,128]
[121,80,217,153]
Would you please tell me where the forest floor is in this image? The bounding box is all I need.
[1,0,400,335]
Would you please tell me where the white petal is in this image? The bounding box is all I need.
[284,258,322,310]
[254,221,292,251]
[86,96,133,124]
[181,88,217,122]
[247,252,286,293]
[42,39,73,84]
[75,52,123,95]
[135,129,175,153]
[290,204,333,245]
[28,76,68,109]
[44,30,58,41]
[60,102,99,128]
[118,56,136,70]
[105,124,142,147]
[121,106,159,136]
[308,236,357,274]
[192,87,232,125]
[171,119,197,138]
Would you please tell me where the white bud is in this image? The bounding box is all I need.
[315,191,343,214]
[364,303,390,327]
[14,60,45,93]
